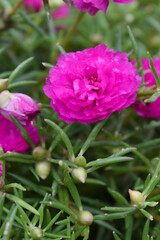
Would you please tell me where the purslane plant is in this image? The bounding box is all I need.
[0,0,160,239]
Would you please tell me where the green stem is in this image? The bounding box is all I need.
[51,11,85,64]
[62,12,85,49]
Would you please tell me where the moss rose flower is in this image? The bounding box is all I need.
[0,114,40,153]
[67,0,133,15]
[43,44,141,124]
[133,58,160,118]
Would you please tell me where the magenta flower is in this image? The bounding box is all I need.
[24,0,43,12]
[67,0,133,16]
[43,44,141,124]
[0,91,40,125]
[0,114,40,153]
[133,58,160,119]
[52,3,71,19]
[0,162,3,176]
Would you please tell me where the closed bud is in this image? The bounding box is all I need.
[35,161,51,180]
[128,189,145,204]
[29,225,43,240]
[77,210,93,226]
[71,167,87,183]
[74,155,86,167]
[0,79,8,92]
[32,146,49,161]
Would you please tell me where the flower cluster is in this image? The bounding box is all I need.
[133,58,160,118]
[67,0,133,16]
[43,44,141,124]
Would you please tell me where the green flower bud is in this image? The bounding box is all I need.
[74,156,86,167]
[71,167,87,183]
[0,79,8,92]
[29,225,43,240]
[35,161,51,180]
[128,189,145,204]
[77,210,93,226]
[32,146,49,161]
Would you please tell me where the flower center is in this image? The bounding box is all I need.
[88,76,99,85]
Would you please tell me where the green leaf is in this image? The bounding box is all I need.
[45,119,75,160]
[140,209,153,221]
[8,80,37,90]
[87,156,133,168]
[85,178,106,186]
[94,209,137,221]
[127,26,143,80]
[42,201,76,220]
[142,219,150,240]
[113,232,122,240]
[0,193,6,224]
[8,57,34,84]
[6,194,40,216]
[147,52,160,88]
[107,188,129,206]
[101,206,134,212]
[144,92,160,103]
[64,170,82,211]
[17,205,31,225]
[125,216,133,240]
[0,204,15,236]
[79,119,107,156]
[10,115,35,148]
[44,211,63,232]
[143,158,160,198]
[5,183,26,191]
[8,173,46,196]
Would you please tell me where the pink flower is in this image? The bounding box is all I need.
[0,114,40,153]
[133,58,160,119]
[24,0,43,12]
[0,91,40,125]
[67,0,133,15]
[52,3,71,19]
[0,162,3,176]
[43,44,141,124]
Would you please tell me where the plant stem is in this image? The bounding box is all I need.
[62,11,85,49]
[51,11,85,64]
[8,0,24,17]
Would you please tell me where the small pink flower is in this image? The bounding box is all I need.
[67,0,133,16]
[24,0,43,12]
[43,44,141,124]
[0,114,40,153]
[52,3,71,19]
[0,91,40,125]
[133,58,160,119]
[0,162,3,176]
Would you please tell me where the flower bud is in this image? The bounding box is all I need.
[74,155,86,167]
[128,189,145,204]
[35,161,51,180]
[29,225,43,240]
[0,79,8,92]
[0,90,40,125]
[32,146,49,161]
[71,167,87,183]
[77,210,93,226]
